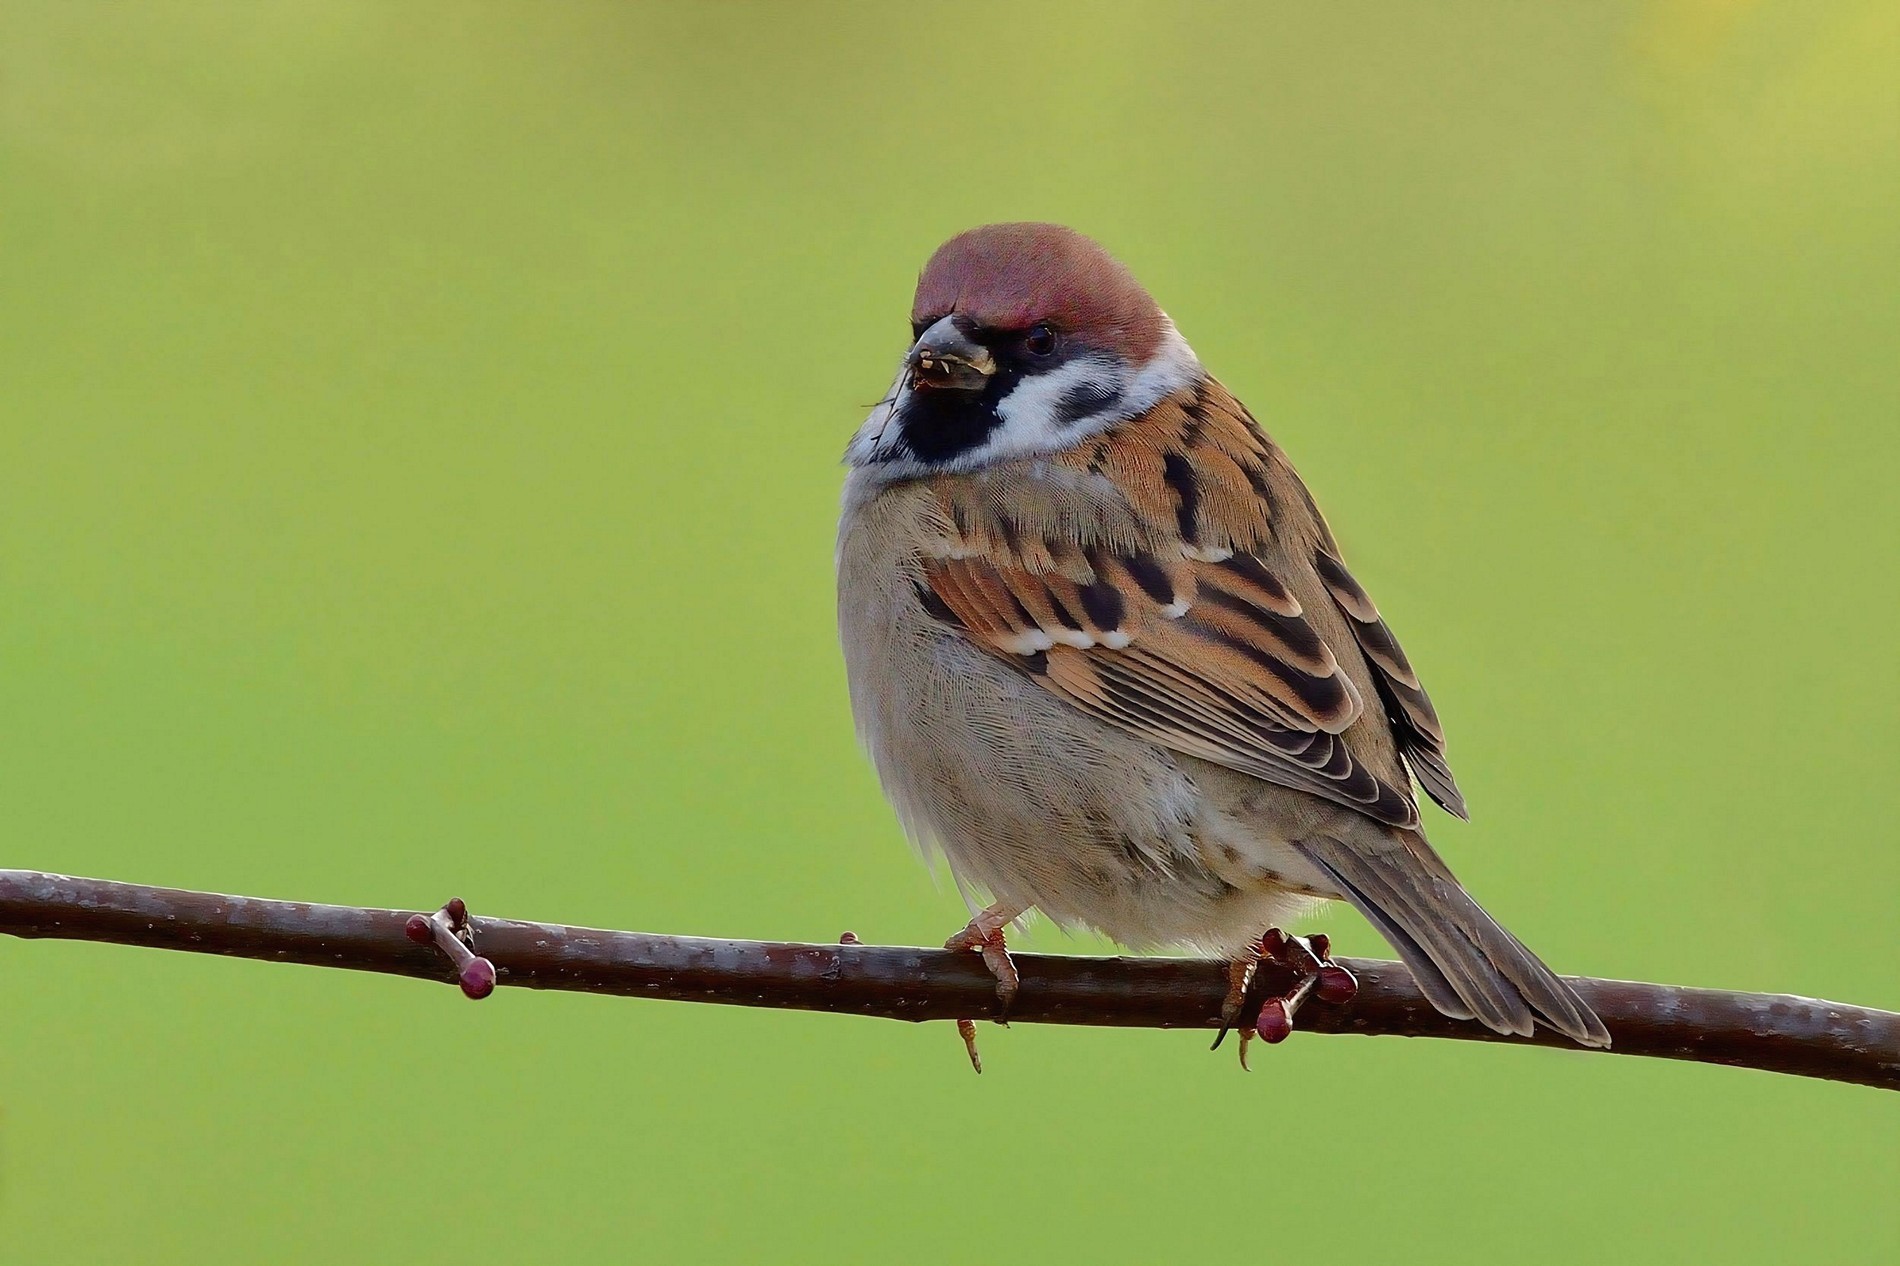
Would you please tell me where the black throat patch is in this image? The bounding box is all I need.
[891,362,1023,465]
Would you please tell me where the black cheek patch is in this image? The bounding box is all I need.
[1051,379,1124,428]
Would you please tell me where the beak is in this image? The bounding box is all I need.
[907,315,996,392]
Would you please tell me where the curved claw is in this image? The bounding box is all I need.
[1212,957,1255,1051]
[956,1018,983,1074]
[978,941,1019,1018]
[944,905,1025,1072]
[945,914,1020,1020]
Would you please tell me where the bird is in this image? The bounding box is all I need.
[836,222,1609,1067]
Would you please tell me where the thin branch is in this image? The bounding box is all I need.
[3,869,1895,1089]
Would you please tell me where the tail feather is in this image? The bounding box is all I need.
[1343,886,1479,1023]
[1300,835,1610,1049]
[1323,845,1526,1034]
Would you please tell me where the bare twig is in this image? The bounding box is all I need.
[2,869,1894,1089]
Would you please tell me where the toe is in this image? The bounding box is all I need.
[955,1018,983,1074]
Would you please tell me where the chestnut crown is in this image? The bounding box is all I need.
[910,222,1170,363]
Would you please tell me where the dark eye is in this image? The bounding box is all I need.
[1023,323,1058,357]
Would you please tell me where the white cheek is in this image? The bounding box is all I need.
[988,355,1125,457]
[974,317,1205,468]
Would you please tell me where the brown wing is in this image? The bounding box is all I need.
[915,381,1424,828]
[1313,550,1468,818]
[913,377,1473,828]
[921,544,1420,828]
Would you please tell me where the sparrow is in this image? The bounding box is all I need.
[837,222,1608,1065]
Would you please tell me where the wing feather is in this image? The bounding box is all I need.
[1313,550,1468,818]
[922,542,1421,829]
[913,376,1459,832]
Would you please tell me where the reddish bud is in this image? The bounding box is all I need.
[444,897,468,928]
[839,931,860,945]
[1257,999,1294,1044]
[404,914,433,944]
[1316,964,1359,1005]
[1307,933,1331,961]
[459,957,496,999]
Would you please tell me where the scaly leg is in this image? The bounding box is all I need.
[944,901,1026,1072]
[944,901,1026,1011]
[1214,956,1258,1049]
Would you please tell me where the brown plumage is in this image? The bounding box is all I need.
[839,223,1607,1049]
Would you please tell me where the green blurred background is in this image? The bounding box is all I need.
[3,2,1896,1261]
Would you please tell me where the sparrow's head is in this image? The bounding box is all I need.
[847,223,1202,475]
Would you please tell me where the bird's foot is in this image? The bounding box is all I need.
[1214,928,1358,1070]
[955,1019,984,1074]
[944,903,1025,1073]
[944,913,1020,1015]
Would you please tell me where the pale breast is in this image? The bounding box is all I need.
[837,473,1319,950]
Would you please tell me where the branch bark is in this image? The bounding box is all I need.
[3,869,1895,1089]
